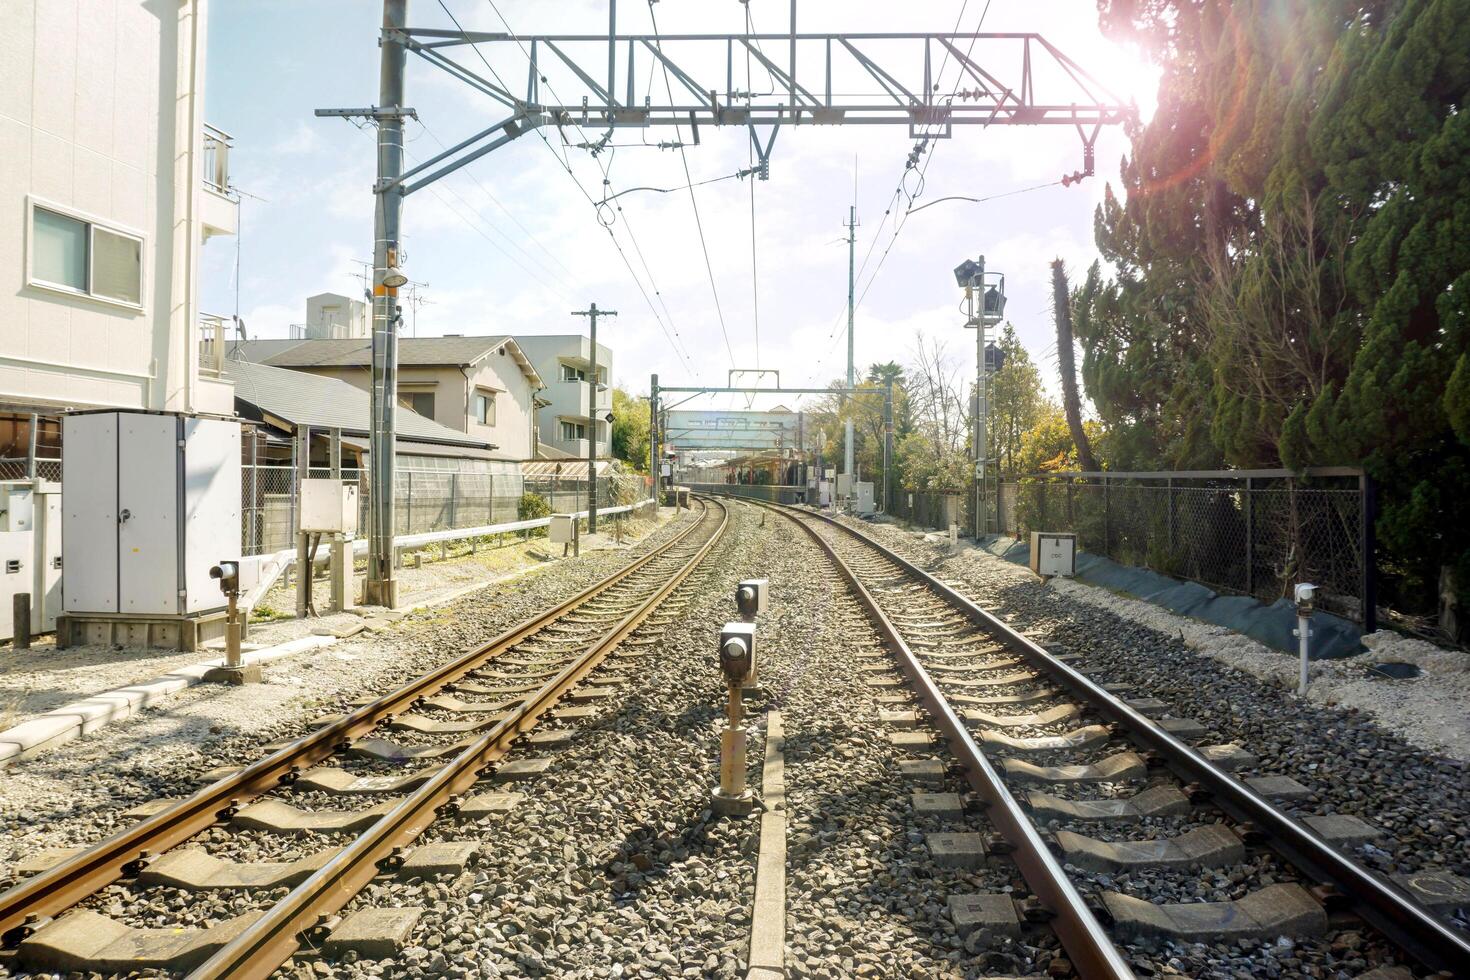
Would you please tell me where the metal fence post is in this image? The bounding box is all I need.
[1103,475,1111,556]
[1167,477,1176,555]
[405,470,414,535]
[449,472,458,529]
[1244,477,1255,598]
[1360,472,1377,632]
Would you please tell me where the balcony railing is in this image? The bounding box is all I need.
[202,124,232,194]
[199,313,228,378]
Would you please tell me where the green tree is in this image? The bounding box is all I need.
[986,324,1047,474]
[1082,0,1470,616]
[610,387,650,473]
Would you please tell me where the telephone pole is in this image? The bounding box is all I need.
[844,205,857,505]
[573,303,616,534]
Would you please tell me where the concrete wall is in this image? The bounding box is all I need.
[0,0,232,416]
[513,334,613,457]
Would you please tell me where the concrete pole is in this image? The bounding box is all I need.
[573,304,616,531]
[883,380,894,513]
[649,373,659,500]
[844,206,856,504]
[294,425,311,619]
[971,257,987,541]
[365,0,407,609]
[329,427,349,612]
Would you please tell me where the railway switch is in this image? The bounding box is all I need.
[713,622,757,817]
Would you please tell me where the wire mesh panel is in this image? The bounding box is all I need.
[998,470,1370,623]
[891,489,964,530]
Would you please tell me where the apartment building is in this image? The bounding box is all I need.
[1,0,236,431]
[512,335,613,459]
[231,335,543,459]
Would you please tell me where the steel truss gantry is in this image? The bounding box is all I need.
[389,20,1131,188]
[330,1,1131,607]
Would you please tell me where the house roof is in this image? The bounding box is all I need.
[224,358,501,456]
[230,336,544,386]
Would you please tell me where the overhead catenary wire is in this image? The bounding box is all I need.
[434,0,704,379]
[647,0,737,370]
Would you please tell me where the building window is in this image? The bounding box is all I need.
[399,392,435,417]
[560,363,587,383]
[474,390,496,425]
[560,420,587,441]
[29,202,143,307]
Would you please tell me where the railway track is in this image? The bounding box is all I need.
[749,497,1470,979]
[0,498,729,979]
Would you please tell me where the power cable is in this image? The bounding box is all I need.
[648,0,737,369]
[433,0,703,379]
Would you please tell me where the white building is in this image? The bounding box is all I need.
[0,0,235,423]
[296,291,369,340]
[512,335,613,459]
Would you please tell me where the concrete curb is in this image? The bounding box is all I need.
[0,635,337,768]
[746,711,786,980]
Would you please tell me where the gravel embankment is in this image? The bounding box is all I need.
[838,514,1468,973]
[0,511,686,878]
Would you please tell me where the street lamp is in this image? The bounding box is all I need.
[957,256,1006,541]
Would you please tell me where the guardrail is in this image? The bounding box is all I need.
[241,502,652,615]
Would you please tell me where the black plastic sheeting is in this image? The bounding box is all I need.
[982,537,1364,660]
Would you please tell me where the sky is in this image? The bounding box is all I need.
[201,0,1159,413]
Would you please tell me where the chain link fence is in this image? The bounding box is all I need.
[0,458,62,481]
[890,489,965,530]
[996,469,1373,627]
[242,466,653,556]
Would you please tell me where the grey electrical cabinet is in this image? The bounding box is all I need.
[63,411,241,617]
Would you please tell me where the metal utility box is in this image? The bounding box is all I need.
[62,411,241,619]
[300,479,359,535]
[0,480,61,640]
[0,484,35,533]
[836,474,853,496]
[548,514,577,544]
[818,481,832,506]
[1029,531,1077,578]
[855,482,876,514]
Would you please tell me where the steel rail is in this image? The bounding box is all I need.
[747,498,1134,980]
[187,498,731,979]
[782,502,1470,977]
[0,504,712,947]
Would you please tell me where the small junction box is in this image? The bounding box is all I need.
[1029,531,1077,578]
[548,514,577,544]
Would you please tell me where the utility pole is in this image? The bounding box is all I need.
[844,205,857,507]
[965,257,987,542]
[366,0,407,607]
[649,373,659,501]
[573,303,616,533]
[883,379,894,514]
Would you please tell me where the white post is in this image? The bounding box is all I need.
[1294,583,1316,696]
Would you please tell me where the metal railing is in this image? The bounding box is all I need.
[996,469,1374,628]
[199,314,227,377]
[241,465,651,556]
[0,458,61,482]
[202,124,232,193]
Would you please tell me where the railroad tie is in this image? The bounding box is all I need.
[979,724,1112,753]
[350,736,472,762]
[137,848,339,890]
[452,681,538,696]
[295,765,442,795]
[927,658,1026,675]
[232,798,399,834]
[1023,785,1190,824]
[421,694,522,714]
[1055,825,1246,872]
[1003,750,1147,784]
[943,671,1040,689]
[962,703,1081,729]
[16,909,264,974]
[389,712,513,735]
[948,686,1062,708]
[1103,883,1327,942]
